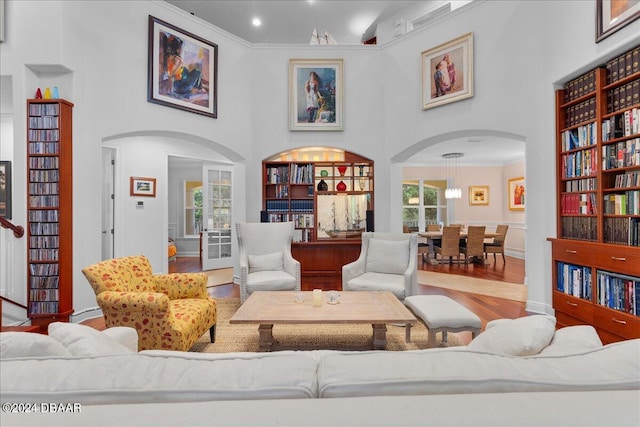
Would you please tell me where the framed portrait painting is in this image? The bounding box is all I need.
[0,161,11,219]
[596,0,640,42]
[148,15,218,118]
[469,185,489,206]
[422,32,473,110]
[130,177,156,197]
[289,59,343,131]
[508,177,525,211]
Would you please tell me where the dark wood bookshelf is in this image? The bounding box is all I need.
[550,45,640,343]
[26,99,74,332]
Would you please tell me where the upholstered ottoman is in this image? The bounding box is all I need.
[404,295,481,347]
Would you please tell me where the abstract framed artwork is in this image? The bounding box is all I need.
[0,161,11,218]
[596,0,640,42]
[289,58,343,131]
[130,177,156,197]
[469,185,489,206]
[508,177,525,211]
[148,15,218,118]
[422,32,473,110]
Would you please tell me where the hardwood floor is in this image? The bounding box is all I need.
[85,255,529,344]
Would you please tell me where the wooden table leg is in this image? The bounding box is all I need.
[371,324,387,350]
[258,324,274,352]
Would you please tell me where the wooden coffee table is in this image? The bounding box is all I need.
[229,291,417,352]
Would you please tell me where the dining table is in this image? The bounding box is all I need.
[417,229,498,265]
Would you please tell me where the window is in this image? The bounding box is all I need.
[402,179,448,231]
[184,181,203,237]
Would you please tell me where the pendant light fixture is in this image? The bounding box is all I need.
[442,152,463,199]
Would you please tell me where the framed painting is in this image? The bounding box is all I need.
[289,58,343,131]
[422,32,473,110]
[469,185,489,206]
[148,15,218,118]
[508,177,525,211]
[130,177,156,197]
[0,161,11,219]
[596,0,640,42]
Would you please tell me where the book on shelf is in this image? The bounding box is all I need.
[560,192,597,215]
[560,216,598,241]
[596,270,639,315]
[603,217,640,246]
[602,139,640,170]
[557,262,592,300]
[605,46,640,84]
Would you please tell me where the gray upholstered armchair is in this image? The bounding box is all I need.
[236,221,301,303]
[342,232,418,301]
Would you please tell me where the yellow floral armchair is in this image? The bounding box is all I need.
[82,255,217,351]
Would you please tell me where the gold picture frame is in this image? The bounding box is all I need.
[469,185,489,206]
[508,177,525,211]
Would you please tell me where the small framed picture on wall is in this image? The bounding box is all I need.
[508,177,525,211]
[130,177,157,197]
[469,185,489,206]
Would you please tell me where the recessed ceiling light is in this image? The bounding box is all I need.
[252,17,261,27]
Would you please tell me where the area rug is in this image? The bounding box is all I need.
[418,270,527,302]
[205,268,234,287]
[190,298,460,353]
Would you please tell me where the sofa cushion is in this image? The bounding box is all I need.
[0,332,72,358]
[0,352,319,404]
[537,325,603,357]
[48,322,134,356]
[248,251,284,273]
[467,315,556,356]
[316,340,640,398]
[365,239,409,275]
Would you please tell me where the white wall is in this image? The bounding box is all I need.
[1,0,639,322]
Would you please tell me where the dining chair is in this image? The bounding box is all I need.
[434,226,462,264]
[425,224,441,232]
[461,225,486,265]
[484,224,509,263]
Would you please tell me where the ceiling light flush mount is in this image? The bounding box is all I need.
[442,152,463,199]
[252,17,261,27]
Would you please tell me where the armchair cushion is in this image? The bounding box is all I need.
[249,251,284,273]
[154,273,208,299]
[366,238,409,275]
[246,271,297,294]
[346,272,407,300]
[48,322,133,356]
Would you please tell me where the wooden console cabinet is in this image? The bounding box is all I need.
[550,45,640,343]
[262,149,373,289]
[26,99,74,331]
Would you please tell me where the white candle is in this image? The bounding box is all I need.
[312,289,322,307]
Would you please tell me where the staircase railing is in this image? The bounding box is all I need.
[0,217,24,238]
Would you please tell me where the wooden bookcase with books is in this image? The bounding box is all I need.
[550,45,640,343]
[262,149,374,289]
[26,99,74,331]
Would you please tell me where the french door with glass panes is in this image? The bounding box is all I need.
[201,164,233,270]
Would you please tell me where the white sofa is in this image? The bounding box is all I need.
[1,317,639,426]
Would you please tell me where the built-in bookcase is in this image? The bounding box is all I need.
[26,99,74,331]
[550,45,640,343]
[262,149,374,290]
